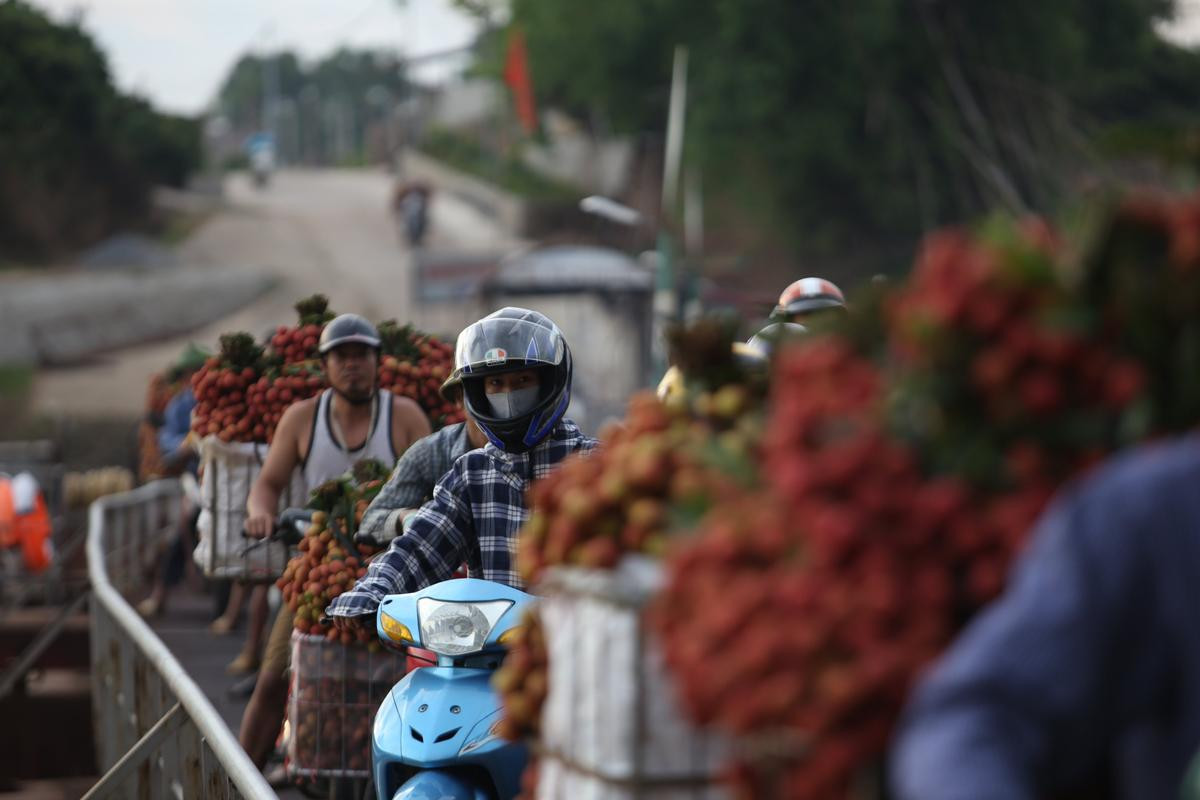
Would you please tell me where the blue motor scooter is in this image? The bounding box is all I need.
[371,578,534,800]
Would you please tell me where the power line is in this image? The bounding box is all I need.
[328,0,388,42]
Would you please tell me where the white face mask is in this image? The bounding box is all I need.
[486,386,540,419]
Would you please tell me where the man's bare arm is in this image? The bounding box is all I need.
[245,400,312,537]
[391,395,432,456]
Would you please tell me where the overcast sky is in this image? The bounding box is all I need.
[26,0,1200,118]
[1159,0,1200,47]
[28,0,481,116]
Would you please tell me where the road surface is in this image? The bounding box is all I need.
[30,168,520,418]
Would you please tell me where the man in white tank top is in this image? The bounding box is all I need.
[234,315,430,776]
[244,314,430,536]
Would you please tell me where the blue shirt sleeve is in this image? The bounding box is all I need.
[157,388,196,454]
[357,434,438,542]
[891,462,1161,800]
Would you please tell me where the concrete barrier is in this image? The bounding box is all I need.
[402,148,531,233]
[400,148,589,238]
[0,267,274,366]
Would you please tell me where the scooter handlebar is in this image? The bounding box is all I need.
[352,528,380,547]
[272,507,314,545]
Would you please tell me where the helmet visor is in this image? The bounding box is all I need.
[455,317,565,374]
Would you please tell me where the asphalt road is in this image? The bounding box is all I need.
[30,168,519,418]
[21,168,520,797]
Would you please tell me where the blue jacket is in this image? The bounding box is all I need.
[157,386,195,454]
[891,436,1200,800]
[157,387,197,475]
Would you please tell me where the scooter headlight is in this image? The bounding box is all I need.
[417,598,513,657]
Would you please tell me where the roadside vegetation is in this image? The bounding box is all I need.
[0,1,202,263]
[420,127,580,202]
[454,0,1200,273]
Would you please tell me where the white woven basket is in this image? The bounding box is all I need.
[536,557,732,800]
[191,435,306,581]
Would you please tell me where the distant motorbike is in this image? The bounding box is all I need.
[250,146,275,189]
[372,578,534,800]
[391,182,430,248]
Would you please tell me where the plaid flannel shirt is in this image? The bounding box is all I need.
[357,422,474,543]
[326,418,596,618]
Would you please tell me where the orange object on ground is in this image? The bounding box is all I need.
[3,474,53,573]
[0,478,14,549]
[16,490,52,573]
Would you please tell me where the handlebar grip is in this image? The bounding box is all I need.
[273,508,315,546]
[271,524,303,546]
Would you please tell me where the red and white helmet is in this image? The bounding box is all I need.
[772,277,846,320]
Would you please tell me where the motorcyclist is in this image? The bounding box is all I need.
[236,314,431,773]
[250,144,274,188]
[892,434,1200,799]
[745,321,808,358]
[244,314,431,539]
[656,340,773,404]
[770,277,847,323]
[355,375,490,546]
[327,307,598,630]
[392,180,432,247]
[136,343,209,618]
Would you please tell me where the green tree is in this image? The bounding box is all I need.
[214,48,408,165]
[495,0,1200,270]
[0,0,200,259]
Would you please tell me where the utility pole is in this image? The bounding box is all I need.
[259,23,278,161]
[652,45,688,383]
[662,46,688,216]
[683,165,704,320]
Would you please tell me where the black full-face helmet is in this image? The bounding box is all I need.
[452,307,572,453]
[318,314,381,355]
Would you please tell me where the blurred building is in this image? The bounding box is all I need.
[412,245,652,433]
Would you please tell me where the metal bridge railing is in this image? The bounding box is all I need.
[86,479,277,800]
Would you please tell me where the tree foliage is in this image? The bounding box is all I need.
[0,0,201,259]
[500,0,1200,265]
[214,49,409,165]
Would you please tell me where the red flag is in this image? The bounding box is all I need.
[504,28,537,135]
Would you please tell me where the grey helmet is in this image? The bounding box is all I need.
[318,314,381,354]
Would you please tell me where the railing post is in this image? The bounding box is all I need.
[89,599,110,770]
[134,656,153,800]
[130,502,144,595]
[149,668,170,800]
[127,502,140,595]
[177,719,204,798]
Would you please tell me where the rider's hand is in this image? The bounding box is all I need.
[331,614,369,633]
[244,512,274,539]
